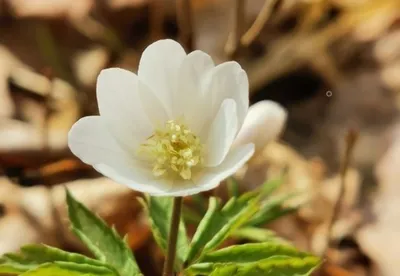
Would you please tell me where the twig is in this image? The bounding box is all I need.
[225,0,246,58]
[324,129,359,256]
[176,0,195,52]
[162,197,183,276]
[150,0,165,41]
[241,0,278,47]
[244,11,363,93]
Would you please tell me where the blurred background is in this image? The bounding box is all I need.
[0,0,400,275]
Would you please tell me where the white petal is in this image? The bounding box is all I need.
[178,50,215,132]
[151,144,255,197]
[96,68,153,151]
[137,80,170,127]
[233,100,287,152]
[204,99,238,167]
[68,116,175,194]
[138,39,186,116]
[203,61,249,131]
[93,163,167,194]
[68,116,127,166]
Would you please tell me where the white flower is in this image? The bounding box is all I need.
[68,39,256,197]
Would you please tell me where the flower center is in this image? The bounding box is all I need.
[140,120,204,180]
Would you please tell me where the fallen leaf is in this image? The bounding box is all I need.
[0,177,143,254]
[356,124,400,276]
[5,0,94,19]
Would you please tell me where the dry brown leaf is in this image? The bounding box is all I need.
[321,262,358,276]
[0,177,142,254]
[237,141,362,257]
[331,0,369,8]
[356,124,400,276]
[0,178,60,255]
[5,0,94,19]
[381,63,400,93]
[106,0,148,9]
[349,0,400,42]
[374,30,400,65]
[0,46,21,118]
[0,73,79,166]
[72,46,110,88]
[0,41,79,162]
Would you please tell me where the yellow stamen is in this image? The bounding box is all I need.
[140,120,203,180]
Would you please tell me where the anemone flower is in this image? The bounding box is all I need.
[68,39,284,196]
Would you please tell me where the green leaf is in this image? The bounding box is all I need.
[21,244,115,270]
[0,254,36,274]
[20,262,115,276]
[200,242,309,263]
[66,190,142,276]
[247,193,298,227]
[208,264,238,276]
[0,244,115,275]
[139,196,189,270]
[259,176,284,197]
[256,206,298,226]
[231,227,288,243]
[183,205,203,225]
[185,194,259,265]
[226,178,239,198]
[184,197,219,265]
[191,194,208,214]
[185,256,321,276]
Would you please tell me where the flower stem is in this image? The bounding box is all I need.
[162,196,183,276]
